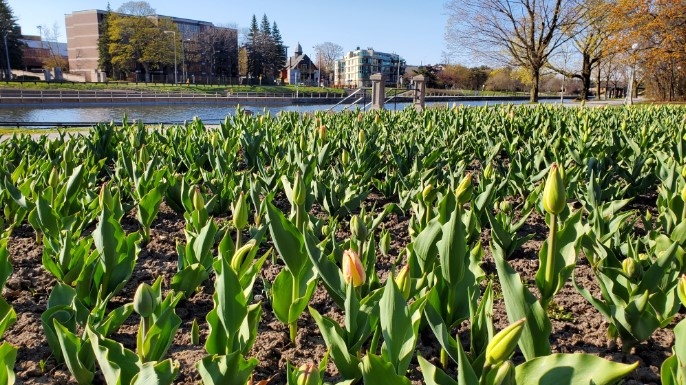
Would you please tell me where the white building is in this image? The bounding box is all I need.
[334,47,405,88]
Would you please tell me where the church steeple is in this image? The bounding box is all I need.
[295,42,302,56]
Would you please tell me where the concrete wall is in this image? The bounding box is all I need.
[65,10,103,82]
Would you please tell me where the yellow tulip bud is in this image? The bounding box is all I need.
[48,167,59,189]
[341,149,350,165]
[358,129,366,144]
[678,275,686,307]
[485,318,525,367]
[422,184,436,202]
[483,162,494,180]
[233,192,249,230]
[395,264,411,300]
[342,249,365,287]
[455,173,473,204]
[133,283,155,318]
[542,163,566,215]
[192,187,205,212]
[231,240,256,272]
[681,185,686,202]
[622,258,640,279]
[296,363,320,385]
[498,200,512,213]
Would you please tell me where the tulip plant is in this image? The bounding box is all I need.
[267,172,318,343]
[0,237,16,385]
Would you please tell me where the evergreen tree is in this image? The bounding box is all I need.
[0,0,23,79]
[98,2,113,76]
[271,22,286,79]
[247,14,261,81]
[259,14,273,80]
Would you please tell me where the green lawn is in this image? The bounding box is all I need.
[0,81,346,95]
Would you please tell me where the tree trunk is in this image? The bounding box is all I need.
[143,63,150,82]
[580,53,592,100]
[596,65,602,101]
[530,68,540,103]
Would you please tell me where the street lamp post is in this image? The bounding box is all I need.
[2,31,11,81]
[627,43,639,105]
[163,30,178,84]
[181,38,191,83]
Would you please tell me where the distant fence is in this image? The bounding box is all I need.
[0,89,345,104]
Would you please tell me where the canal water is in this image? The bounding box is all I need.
[0,99,560,126]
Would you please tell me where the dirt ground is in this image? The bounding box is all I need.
[4,196,682,385]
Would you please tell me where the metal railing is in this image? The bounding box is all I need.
[328,88,364,112]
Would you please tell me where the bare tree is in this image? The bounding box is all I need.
[38,22,68,70]
[445,0,581,102]
[313,41,343,80]
[117,1,156,16]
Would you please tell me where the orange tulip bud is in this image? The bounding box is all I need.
[342,249,365,287]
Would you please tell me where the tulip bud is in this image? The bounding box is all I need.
[622,258,639,279]
[678,275,686,307]
[318,125,327,142]
[422,184,436,202]
[682,166,686,179]
[485,318,525,367]
[342,249,365,287]
[191,318,200,345]
[395,264,411,300]
[350,215,367,241]
[231,240,256,272]
[233,192,249,230]
[681,185,686,202]
[192,187,205,212]
[292,172,306,206]
[635,290,650,314]
[644,210,652,223]
[357,112,363,122]
[486,361,516,385]
[358,129,366,144]
[379,229,391,256]
[133,283,155,318]
[455,173,473,204]
[374,114,381,125]
[483,162,494,180]
[296,363,320,385]
[542,163,566,215]
[498,200,512,213]
[341,149,350,165]
[48,167,59,189]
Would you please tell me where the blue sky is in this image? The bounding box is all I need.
[8,0,448,65]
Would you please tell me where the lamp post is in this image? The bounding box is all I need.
[2,31,10,81]
[163,30,178,84]
[181,38,190,83]
[626,42,639,105]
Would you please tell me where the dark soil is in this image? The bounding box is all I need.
[3,199,682,385]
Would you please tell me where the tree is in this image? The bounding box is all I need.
[108,14,176,82]
[445,0,581,102]
[246,15,261,81]
[98,3,113,76]
[0,0,23,79]
[313,42,343,82]
[190,27,238,83]
[271,22,286,78]
[606,1,686,101]
[39,22,68,70]
[117,1,156,16]
[549,0,612,100]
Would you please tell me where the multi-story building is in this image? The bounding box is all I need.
[65,9,237,82]
[20,35,68,70]
[334,47,405,88]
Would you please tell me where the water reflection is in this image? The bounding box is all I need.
[0,100,549,126]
